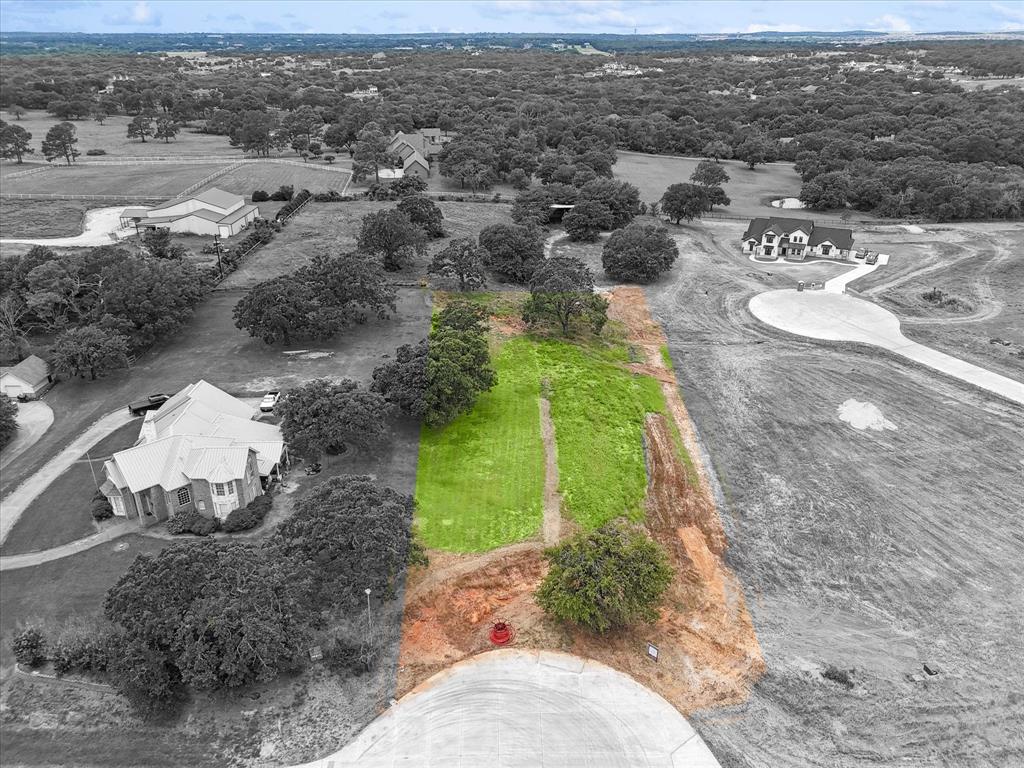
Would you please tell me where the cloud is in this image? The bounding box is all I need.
[990,2,1024,25]
[720,23,815,34]
[868,14,913,32]
[479,1,637,29]
[103,0,161,27]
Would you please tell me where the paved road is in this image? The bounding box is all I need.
[0,407,136,544]
[749,289,1024,406]
[290,649,721,768]
[0,401,54,471]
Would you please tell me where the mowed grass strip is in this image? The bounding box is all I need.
[415,338,544,552]
[535,340,668,530]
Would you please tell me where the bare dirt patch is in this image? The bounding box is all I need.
[396,287,763,716]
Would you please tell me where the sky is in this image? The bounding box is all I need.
[1,0,1023,35]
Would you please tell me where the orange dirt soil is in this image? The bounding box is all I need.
[396,287,764,713]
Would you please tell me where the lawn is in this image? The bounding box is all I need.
[415,332,673,552]
[2,162,228,198]
[1,419,141,556]
[536,339,667,530]
[0,534,167,665]
[615,150,806,220]
[206,162,352,196]
[0,198,97,237]
[0,109,240,159]
[415,338,545,551]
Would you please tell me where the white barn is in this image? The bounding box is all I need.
[120,188,259,238]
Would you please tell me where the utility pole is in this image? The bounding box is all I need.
[364,587,373,643]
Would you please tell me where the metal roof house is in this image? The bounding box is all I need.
[742,217,855,261]
[119,188,259,239]
[0,355,53,399]
[101,381,286,527]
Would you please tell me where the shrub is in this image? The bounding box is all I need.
[269,184,295,202]
[85,148,107,156]
[313,190,345,202]
[51,625,116,677]
[222,494,272,533]
[167,508,221,536]
[275,189,312,221]
[251,189,270,202]
[11,627,47,668]
[91,489,114,520]
[536,522,673,633]
[323,637,378,677]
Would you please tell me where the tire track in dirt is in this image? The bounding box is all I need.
[539,397,562,546]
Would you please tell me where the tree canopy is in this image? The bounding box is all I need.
[277,378,389,459]
[357,208,427,271]
[233,251,395,344]
[428,237,487,291]
[602,222,679,283]
[478,223,543,284]
[536,522,673,634]
[523,256,608,336]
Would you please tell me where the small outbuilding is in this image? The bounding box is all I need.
[0,355,53,399]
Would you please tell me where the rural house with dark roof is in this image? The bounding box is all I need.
[742,217,856,261]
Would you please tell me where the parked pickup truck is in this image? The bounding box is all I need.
[260,390,282,412]
[128,393,170,416]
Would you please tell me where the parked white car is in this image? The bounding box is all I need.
[260,390,281,412]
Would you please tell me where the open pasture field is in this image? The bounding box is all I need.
[2,109,239,158]
[415,322,679,552]
[222,200,513,288]
[2,162,226,198]
[205,162,351,196]
[416,338,545,551]
[0,198,97,238]
[615,150,809,220]
[650,223,1024,767]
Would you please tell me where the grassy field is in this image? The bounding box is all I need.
[0,198,98,237]
[222,199,513,288]
[0,109,239,158]
[615,151,808,220]
[416,338,545,551]
[2,162,228,198]
[205,163,351,196]
[415,329,672,551]
[1,419,142,556]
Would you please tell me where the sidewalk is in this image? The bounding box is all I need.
[0,521,134,571]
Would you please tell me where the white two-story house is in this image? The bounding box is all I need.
[742,217,855,261]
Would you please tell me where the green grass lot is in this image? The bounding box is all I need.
[537,339,667,530]
[1,419,141,556]
[415,330,676,552]
[1,109,240,159]
[0,198,98,238]
[202,162,352,196]
[2,162,227,198]
[615,150,806,220]
[416,339,545,551]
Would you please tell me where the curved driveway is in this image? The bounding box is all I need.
[0,406,136,544]
[0,401,54,471]
[749,290,1024,406]
[291,649,721,768]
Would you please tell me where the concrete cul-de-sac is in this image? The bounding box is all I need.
[290,649,721,768]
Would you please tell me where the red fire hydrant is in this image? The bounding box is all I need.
[489,621,514,646]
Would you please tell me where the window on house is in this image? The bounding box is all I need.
[822,244,832,256]
[765,234,775,243]
[176,487,191,506]
[214,482,227,496]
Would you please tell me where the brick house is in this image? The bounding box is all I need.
[742,217,855,261]
[101,381,286,526]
